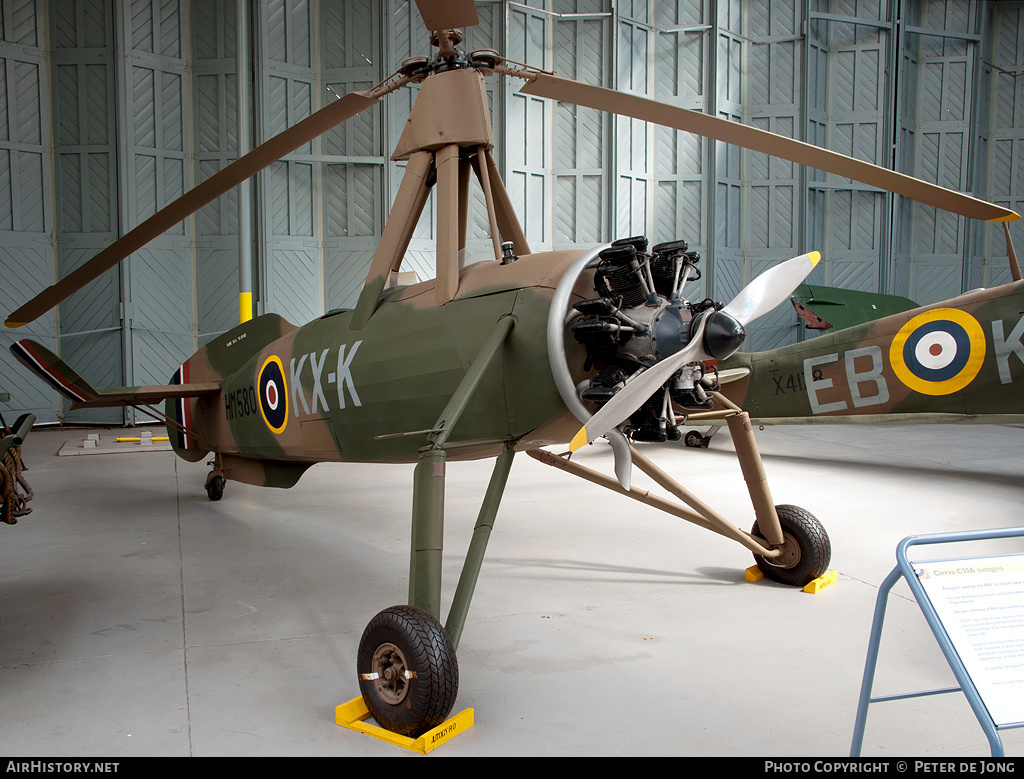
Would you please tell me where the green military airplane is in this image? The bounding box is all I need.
[6,0,1021,739]
[666,272,1024,449]
[712,280,1024,427]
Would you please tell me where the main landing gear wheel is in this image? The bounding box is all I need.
[750,504,831,587]
[357,605,459,737]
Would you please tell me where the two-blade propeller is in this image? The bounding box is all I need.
[569,251,821,452]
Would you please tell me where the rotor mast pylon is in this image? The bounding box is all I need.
[350,65,528,329]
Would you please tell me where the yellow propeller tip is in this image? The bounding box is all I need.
[569,428,589,452]
[5,321,26,328]
[809,251,821,267]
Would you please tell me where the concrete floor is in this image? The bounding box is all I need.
[1,422,1023,757]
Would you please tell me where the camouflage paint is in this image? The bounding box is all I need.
[161,251,585,480]
[720,281,1024,423]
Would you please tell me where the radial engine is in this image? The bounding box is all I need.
[569,236,746,442]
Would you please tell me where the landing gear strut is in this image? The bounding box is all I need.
[528,401,832,590]
[353,318,518,738]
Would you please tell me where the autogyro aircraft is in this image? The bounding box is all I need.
[7,0,1021,738]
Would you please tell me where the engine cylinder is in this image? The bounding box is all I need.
[596,244,648,308]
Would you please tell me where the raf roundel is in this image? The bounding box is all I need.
[258,355,288,433]
[889,308,986,396]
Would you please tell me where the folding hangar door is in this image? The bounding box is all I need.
[1,0,1022,425]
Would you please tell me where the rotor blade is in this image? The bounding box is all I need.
[414,0,479,30]
[569,251,821,451]
[521,74,1019,224]
[7,90,381,328]
[722,251,821,326]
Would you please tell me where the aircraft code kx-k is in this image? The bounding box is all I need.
[240,341,363,434]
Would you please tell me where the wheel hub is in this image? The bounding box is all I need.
[766,531,802,569]
[371,642,410,705]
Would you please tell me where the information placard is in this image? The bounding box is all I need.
[914,555,1024,727]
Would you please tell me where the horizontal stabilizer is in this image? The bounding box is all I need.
[66,383,221,409]
[11,339,219,409]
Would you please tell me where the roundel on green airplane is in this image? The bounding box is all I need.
[889,308,986,395]
[258,355,289,434]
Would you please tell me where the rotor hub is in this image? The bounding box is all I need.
[429,28,464,47]
[428,28,470,67]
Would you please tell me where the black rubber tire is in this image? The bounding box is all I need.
[206,475,225,502]
[357,605,459,737]
[750,504,831,587]
[684,430,704,448]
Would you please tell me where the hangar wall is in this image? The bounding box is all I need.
[0,0,1022,424]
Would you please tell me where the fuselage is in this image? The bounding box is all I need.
[172,255,1024,480]
[719,280,1024,423]
[173,250,591,466]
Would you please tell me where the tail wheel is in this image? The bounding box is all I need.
[205,474,225,501]
[357,605,458,737]
[750,505,831,587]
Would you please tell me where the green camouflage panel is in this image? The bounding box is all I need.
[791,283,918,332]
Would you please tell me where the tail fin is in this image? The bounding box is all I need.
[792,283,917,332]
[14,314,298,463]
[167,359,206,457]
